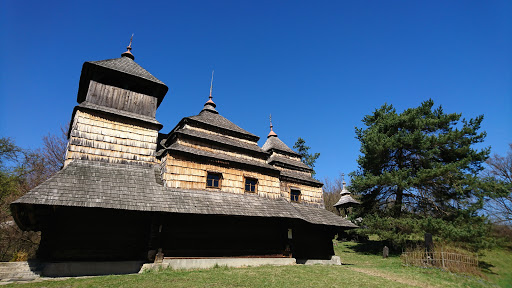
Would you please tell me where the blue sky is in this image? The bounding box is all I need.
[1,0,511,183]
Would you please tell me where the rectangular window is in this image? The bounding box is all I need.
[206,172,222,188]
[245,177,258,193]
[290,189,301,203]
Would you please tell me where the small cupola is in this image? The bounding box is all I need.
[334,174,360,216]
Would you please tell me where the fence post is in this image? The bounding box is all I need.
[441,247,445,268]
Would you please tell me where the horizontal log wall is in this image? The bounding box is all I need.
[86,80,157,117]
[280,181,324,207]
[64,110,158,166]
[162,154,281,198]
[177,138,267,164]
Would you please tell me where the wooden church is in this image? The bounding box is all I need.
[11,43,356,263]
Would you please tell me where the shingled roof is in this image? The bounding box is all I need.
[184,104,259,142]
[262,135,300,157]
[171,127,268,158]
[77,54,168,107]
[333,181,361,208]
[166,143,278,172]
[268,155,313,172]
[12,160,356,229]
[88,56,165,85]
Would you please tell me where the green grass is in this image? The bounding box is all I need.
[4,241,512,288]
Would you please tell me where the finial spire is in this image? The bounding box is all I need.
[340,173,349,194]
[204,70,217,109]
[209,70,214,100]
[121,34,135,60]
[267,114,277,137]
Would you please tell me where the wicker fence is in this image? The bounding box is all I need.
[401,250,478,272]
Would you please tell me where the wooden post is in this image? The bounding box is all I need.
[441,247,445,268]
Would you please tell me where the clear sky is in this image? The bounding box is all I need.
[1,0,511,183]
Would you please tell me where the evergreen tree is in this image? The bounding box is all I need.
[293,138,320,176]
[351,99,491,218]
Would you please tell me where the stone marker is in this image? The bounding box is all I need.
[383,246,389,258]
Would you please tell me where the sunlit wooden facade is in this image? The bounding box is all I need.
[11,46,356,262]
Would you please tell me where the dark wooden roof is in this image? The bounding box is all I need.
[280,170,323,187]
[77,102,162,126]
[185,108,259,142]
[268,155,313,172]
[77,55,168,107]
[166,143,279,173]
[12,160,356,229]
[333,195,361,208]
[171,128,269,159]
[262,136,301,157]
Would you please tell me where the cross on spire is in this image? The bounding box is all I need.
[204,70,216,108]
[267,114,277,137]
[209,70,214,100]
[121,34,135,60]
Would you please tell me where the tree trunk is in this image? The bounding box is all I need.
[395,186,403,217]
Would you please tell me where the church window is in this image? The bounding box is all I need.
[290,189,301,203]
[206,172,222,188]
[244,177,258,193]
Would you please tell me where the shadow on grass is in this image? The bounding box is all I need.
[479,260,497,275]
[349,240,401,257]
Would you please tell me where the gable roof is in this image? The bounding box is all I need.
[12,160,356,229]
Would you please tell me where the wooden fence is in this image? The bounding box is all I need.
[401,250,478,271]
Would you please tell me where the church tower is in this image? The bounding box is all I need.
[64,39,168,166]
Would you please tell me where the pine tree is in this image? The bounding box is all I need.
[293,138,320,176]
[351,99,490,218]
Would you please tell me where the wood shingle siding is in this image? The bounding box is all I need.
[65,110,159,166]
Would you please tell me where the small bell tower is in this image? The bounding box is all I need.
[64,37,169,166]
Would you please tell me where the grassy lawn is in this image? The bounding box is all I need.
[4,241,511,288]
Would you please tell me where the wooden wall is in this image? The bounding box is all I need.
[64,110,158,166]
[85,80,158,117]
[280,179,324,207]
[162,154,281,198]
